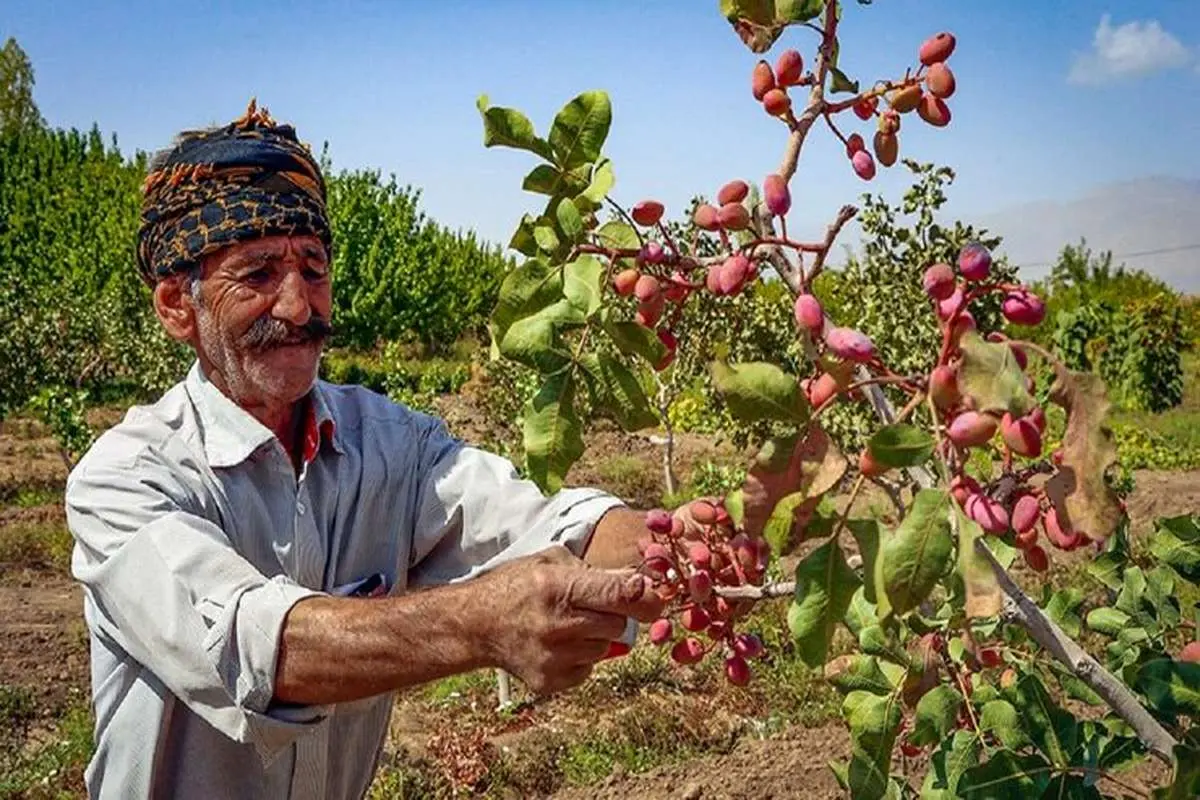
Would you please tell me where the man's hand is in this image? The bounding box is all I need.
[471,545,664,696]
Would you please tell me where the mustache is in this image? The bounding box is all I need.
[240,314,334,351]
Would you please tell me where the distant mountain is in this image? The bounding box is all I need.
[972,177,1200,293]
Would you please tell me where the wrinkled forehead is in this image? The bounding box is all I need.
[208,234,328,270]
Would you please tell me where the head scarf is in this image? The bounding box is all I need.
[136,99,332,287]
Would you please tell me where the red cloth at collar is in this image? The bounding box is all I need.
[301,401,336,465]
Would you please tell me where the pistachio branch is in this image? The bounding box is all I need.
[604,196,646,247]
[777,1,840,181]
[973,539,1178,764]
[824,72,923,114]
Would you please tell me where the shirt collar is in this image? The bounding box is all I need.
[184,361,342,469]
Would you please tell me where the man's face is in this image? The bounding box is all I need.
[188,234,333,408]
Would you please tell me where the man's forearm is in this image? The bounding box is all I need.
[582,505,647,569]
[272,505,650,707]
[272,542,665,709]
[273,580,490,707]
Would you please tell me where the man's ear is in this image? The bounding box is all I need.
[153,275,198,343]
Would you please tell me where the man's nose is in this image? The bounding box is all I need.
[272,269,312,327]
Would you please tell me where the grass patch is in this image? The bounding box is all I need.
[556,718,698,786]
[483,703,731,796]
[0,693,93,800]
[1109,351,1200,469]
[595,454,661,508]
[0,416,48,441]
[0,684,38,760]
[0,480,64,507]
[732,599,843,728]
[421,668,498,706]
[9,486,63,508]
[0,521,73,571]
[591,644,679,698]
[1116,405,1200,451]
[366,751,453,799]
[381,592,842,798]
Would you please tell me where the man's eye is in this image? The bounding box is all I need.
[304,267,329,281]
[243,268,271,285]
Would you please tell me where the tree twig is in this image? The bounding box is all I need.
[807,204,858,283]
[716,581,796,601]
[867,474,907,520]
[831,474,867,540]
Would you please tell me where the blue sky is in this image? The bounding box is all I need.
[6,1,1200,273]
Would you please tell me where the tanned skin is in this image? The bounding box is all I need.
[152,234,662,705]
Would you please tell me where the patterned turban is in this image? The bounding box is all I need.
[136,99,332,287]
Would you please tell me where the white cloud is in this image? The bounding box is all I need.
[1068,14,1191,85]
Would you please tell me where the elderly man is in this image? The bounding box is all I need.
[64,101,664,799]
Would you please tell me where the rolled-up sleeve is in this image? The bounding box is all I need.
[65,441,328,763]
[406,417,626,586]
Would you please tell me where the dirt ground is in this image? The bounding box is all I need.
[1,405,1197,798]
[1123,469,1200,539]
[0,567,88,713]
[549,725,850,800]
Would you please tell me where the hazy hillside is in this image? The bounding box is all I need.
[975,177,1200,292]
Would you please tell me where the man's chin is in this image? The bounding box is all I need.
[252,343,322,396]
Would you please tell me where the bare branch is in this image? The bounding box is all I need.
[604,196,646,247]
[750,203,803,293]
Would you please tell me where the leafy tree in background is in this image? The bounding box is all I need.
[1031,240,1188,412]
[0,37,44,136]
[0,46,187,420]
[321,154,516,355]
[1039,239,1181,319]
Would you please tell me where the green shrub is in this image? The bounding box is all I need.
[1032,240,1188,413]
[320,350,390,394]
[0,123,192,418]
[1050,297,1186,413]
[27,385,96,469]
[685,459,747,500]
[380,342,471,396]
[667,385,725,435]
[321,344,474,414]
[1112,423,1200,471]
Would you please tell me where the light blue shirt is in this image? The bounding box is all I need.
[64,361,623,799]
